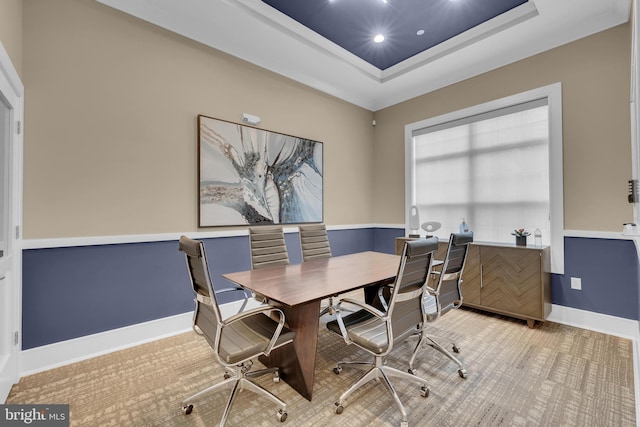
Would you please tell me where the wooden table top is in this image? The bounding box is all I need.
[223,251,400,307]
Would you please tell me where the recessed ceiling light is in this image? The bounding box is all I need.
[373,34,385,43]
[416,29,425,36]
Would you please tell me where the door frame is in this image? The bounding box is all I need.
[0,40,24,403]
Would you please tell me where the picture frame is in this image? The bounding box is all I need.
[198,115,324,227]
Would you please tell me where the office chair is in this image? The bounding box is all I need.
[248,225,290,303]
[298,224,338,316]
[326,238,438,427]
[178,236,295,425]
[299,224,332,261]
[409,231,473,379]
[249,225,290,269]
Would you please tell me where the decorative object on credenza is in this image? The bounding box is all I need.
[197,115,323,227]
[408,205,420,237]
[421,221,441,238]
[534,228,542,247]
[459,218,469,233]
[512,228,530,246]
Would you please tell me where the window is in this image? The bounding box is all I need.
[405,84,564,273]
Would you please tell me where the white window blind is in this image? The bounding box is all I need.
[412,99,550,244]
[405,84,564,273]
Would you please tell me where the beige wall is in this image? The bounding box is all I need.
[10,1,636,238]
[373,24,633,232]
[0,0,22,76]
[21,0,374,239]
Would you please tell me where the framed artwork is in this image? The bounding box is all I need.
[198,115,324,227]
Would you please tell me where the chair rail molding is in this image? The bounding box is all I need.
[21,224,382,249]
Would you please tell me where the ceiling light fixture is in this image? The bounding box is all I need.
[373,34,385,43]
[416,29,425,36]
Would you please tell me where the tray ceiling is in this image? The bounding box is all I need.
[97,0,631,111]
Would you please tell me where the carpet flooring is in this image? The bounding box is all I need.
[6,307,636,426]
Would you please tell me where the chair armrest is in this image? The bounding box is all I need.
[334,298,386,345]
[221,305,287,355]
[337,297,386,318]
[377,286,391,311]
[215,285,247,296]
[215,286,249,314]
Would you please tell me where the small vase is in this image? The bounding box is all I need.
[515,235,527,246]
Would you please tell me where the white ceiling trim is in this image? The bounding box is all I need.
[97,0,631,111]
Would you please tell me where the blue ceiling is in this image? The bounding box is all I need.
[261,0,528,70]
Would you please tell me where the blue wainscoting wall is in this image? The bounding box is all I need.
[552,237,639,320]
[21,227,387,350]
[21,227,639,350]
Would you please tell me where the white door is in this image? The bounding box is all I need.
[0,43,23,403]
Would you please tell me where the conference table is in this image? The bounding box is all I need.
[222,251,401,401]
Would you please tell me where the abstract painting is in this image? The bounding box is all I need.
[198,115,323,227]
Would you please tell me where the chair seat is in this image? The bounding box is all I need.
[218,314,295,365]
[327,309,387,352]
[327,308,419,355]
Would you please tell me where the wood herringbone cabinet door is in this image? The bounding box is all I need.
[460,244,481,305]
[480,246,542,319]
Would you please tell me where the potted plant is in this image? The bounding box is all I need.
[512,228,530,246]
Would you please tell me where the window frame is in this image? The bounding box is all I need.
[405,83,564,274]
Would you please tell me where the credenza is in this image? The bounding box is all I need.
[395,238,551,327]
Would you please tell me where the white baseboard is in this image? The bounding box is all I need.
[19,299,263,377]
[19,313,193,377]
[20,302,640,376]
[547,304,640,340]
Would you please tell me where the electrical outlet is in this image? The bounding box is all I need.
[571,277,582,290]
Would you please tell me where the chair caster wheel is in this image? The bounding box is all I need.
[223,373,231,379]
[334,403,344,414]
[182,404,193,415]
[408,368,416,375]
[452,345,460,353]
[273,372,280,383]
[333,366,342,375]
[458,369,467,379]
[276,409,287,422]
[420,386,430,398]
